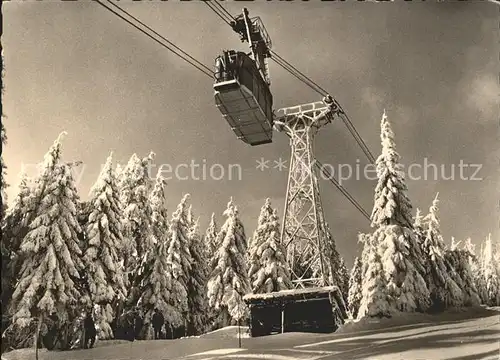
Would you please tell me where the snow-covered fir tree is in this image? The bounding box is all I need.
[0,61,9,338]
[148,166,169,249]
[9,132,89,330]
[186,216,210,335]
[422,193,462,310]
[207,198,250,325]
[83,152,127,339]
[370,111,413,229]
[369,111,430,313]
[115,163,124,180]
[205,212,219,267]
[248,199,292,294]
[321,222,347,296]
[338,258,350,305]
[167,194,192,290]
[445,238,480,307]
[357,236,392,319]
[2,172,33,264]
[186,204,194,225]
[84,152,127,304]
[1,52,8,218]
[413,208,424,238]
[347,256,362,318]
[482,234,499,306]
[494,238,500,295]
[76,200,92,251]
[136,169,173,338]
[446,238,473,304]
[412,208,428,279]
[1,122,7,220]
[163,194,192,327]
[204,213,219,328]
[463,238,487,304]
[358,233,371,278]
[93,303,116,341]
[444,238,466,298]
[118,152,155,287]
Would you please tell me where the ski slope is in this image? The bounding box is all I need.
[3,307,499,360]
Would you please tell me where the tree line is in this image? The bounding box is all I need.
[0,131,302,352]
[346,112,500,320]
[1,110,498,353]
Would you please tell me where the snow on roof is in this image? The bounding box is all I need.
[243,286,341,302]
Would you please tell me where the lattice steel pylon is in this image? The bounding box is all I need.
[274,98,342,289]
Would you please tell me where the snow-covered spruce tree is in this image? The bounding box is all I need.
[148,165,169,240]
[463,238,487,304]
[1,172,32,343]
[445,238,480,307]
[1,122,7,221]
[167,194,193,291]
[422,193,462,310]
[83,152,127,339]
[369,111,430,313]
[494,239,500,296]
[482,234,500,306]
[204,213,219,328]
[370,112,413,229]
[412,208,428,280]
[9,132,89,336]
[137,235,170,339]
[347,256,363,319]
[357,239,392,319]
[321,222,347,294]
[76,200,90,237]
[338,257,350,305]
[136,168,172,339]
[0,53,10,346]
[2,172,34,268]
[186,204,194,226]
[358,233,371,278]
[444,238,466,298]
[115,163,124,181]
[207,198,250,326]
[186,217,210,335]
[163,194,192,329]
[118,152,155,290]
[205,213,219,268]
[248,199,292,294]
[1,51,8,220]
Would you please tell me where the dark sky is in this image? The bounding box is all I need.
[4,1,498,267]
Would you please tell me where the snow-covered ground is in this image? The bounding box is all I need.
[2,307,499,360]
[199,326,251,339]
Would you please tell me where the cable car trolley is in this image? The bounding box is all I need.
[213,8,274,146]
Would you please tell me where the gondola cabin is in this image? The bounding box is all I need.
[214,50,274,146]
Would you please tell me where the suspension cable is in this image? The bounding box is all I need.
[104,0,214,76]
[270,55,376,163]
[94,0,214,79]
[202,0,376,217]
[203,1,376,166]
[271,50,328,96]
[270,51,376,163]
[270,56,327,98]
[202,0,233,27]
[98,0,375,220]
[211,0,236,22]
[338,111,376,163]
[314,160,371,221]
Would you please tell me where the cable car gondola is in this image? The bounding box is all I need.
[214,50,274,146]
[213,8,274,146]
